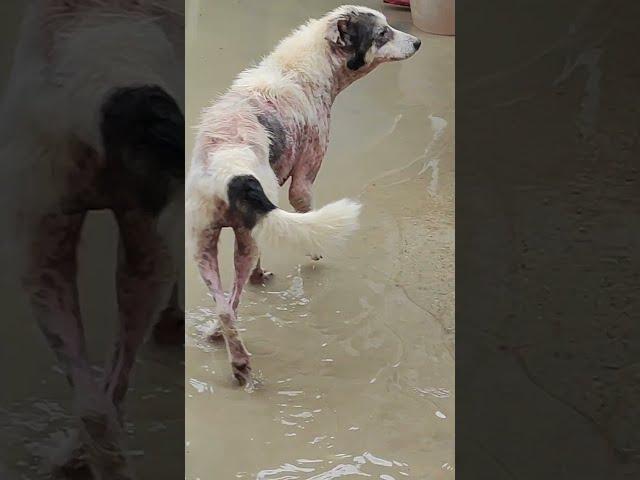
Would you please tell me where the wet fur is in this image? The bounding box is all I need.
[186,5,420,385]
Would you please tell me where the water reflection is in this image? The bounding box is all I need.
[256,451,411,479]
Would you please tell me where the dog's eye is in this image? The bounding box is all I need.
[379,28,387,37]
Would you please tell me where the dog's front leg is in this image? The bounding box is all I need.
[249,257,273,285]
[289,175,314,213]
[289,175,323,261]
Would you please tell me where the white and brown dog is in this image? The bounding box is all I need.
[187,5,421,385]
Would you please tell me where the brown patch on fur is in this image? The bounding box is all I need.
[209,195,264,231]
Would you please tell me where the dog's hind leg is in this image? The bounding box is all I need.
[195,227,225,341]
[152,282,184,345]
[230,227,258,311]
[197,227,254,385]
[24,213,131,478]
[224,227,259,384]
[105,210,175,410]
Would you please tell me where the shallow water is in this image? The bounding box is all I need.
[185,1,454,479]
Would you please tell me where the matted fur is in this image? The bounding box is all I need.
[187,5,420,384]
[253,198,362,255]
[187,4,419,253]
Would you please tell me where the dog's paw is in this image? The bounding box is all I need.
[231,359,252,387]
[51,453,91,479]
[250,269,274,285]
[206,321,224,342]
[47,430,89,478]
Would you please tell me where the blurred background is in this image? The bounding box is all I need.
[0,2,184,478]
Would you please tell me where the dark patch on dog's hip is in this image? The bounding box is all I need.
[257,113,286,166]
[227,175,277,229]
[100,85,184,215]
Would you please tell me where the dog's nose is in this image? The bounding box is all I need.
[413,39,422,50]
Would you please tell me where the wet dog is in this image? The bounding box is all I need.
[1,1,183,477]
[187,5,421,385]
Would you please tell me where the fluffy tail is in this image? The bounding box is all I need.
[227,174,361,255]
[254,198,362,255]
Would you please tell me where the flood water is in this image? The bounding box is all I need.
[185,1,454,479]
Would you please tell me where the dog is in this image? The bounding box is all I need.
[0,1,183,477]
[186,5,421,385]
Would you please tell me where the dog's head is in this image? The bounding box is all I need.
[324,5,421,71]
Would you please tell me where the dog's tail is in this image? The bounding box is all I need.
[229,175,361,255]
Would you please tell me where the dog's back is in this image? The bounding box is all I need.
[1,0,184,232]
[4,1,182,153]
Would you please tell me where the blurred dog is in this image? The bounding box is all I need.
[187,5,421,385]
[0,0,184,477]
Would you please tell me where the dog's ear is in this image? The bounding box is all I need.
[347,40,370,70]
[325,15,351,47]
[326,13,374,71]
[346,24,374,71]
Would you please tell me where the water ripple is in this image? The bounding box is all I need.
[255,452,411,480]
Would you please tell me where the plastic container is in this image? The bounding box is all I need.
[411,0,455,36]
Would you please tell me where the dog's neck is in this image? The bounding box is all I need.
[328,52,380,100]
[267,19,379,104]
